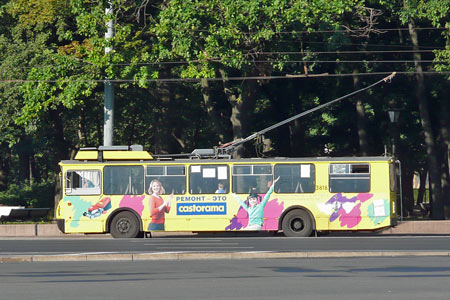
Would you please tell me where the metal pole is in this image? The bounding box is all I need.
[391,137,395,157]
[104,0,114,146]
[396,160,403,221]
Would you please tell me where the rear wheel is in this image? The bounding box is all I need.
[110,211,140,238]
[281,209,314,237]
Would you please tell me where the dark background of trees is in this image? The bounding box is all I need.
[0,0,449,219]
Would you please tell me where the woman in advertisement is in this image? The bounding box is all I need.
[148,179,173,231]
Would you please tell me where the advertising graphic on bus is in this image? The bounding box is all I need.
[56,148,398,238]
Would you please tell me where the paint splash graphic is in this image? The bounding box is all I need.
[64,196,91,228]
[319,193,374,228]
[262,199,284,230]
[119,195,146,216]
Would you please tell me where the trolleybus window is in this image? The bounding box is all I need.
[65,170,101,195]
[329,163,370,193]
[104,166,144,195]
[189,165,229,194]
[146,165,186,194]
[232,164,273,194]
[274,164,315,193]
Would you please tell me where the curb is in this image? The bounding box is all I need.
[1,251,449,263]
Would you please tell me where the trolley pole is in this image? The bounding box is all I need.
[104,0,114,146]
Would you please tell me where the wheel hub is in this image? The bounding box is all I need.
[117,218,131,233]
[291,218,304,232]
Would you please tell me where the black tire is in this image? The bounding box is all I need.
[110,211,140,238]
[281,209,314,237]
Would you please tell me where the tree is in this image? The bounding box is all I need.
[398,0,449,219]
[151,0,365,157]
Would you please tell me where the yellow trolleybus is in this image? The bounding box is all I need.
[56,145,398,238]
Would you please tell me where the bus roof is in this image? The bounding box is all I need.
[61,155,392,165]
[73,145,153,161]
[63,145,395,165]
[67,145,394,166]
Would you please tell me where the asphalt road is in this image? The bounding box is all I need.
[1,235,450,257]
[1,257,449,300]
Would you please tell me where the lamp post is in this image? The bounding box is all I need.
[388,108,400,157]
[388,108,402,220]
[104,0,114,146]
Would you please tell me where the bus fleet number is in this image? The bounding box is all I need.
[315,185,328,191]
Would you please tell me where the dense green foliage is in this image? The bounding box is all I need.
[0,180,54,208]
[0,0,449,218]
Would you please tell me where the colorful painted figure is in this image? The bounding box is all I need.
[232,176,280,230]
[83,197,111,219]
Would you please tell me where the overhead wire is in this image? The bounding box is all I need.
[193,27,447,34]
[220,72,399,153]
[112,59,439,65]
[1,71,449,83]
[272,40,444,50]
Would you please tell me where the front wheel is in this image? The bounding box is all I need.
[281,209,314,237]
[110,211,140,238]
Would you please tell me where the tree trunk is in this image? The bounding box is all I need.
[79,105,88,147]
[219,69,258,158]
[17,134,31,183]
[0,143,11,191]
[154,83,170,154]
[262,80,294,157]
[29,155,34,184]
[96,106,103,147]
[49,107,70,164]
[439,94,450,218]
[154,70,179,154]
[441,152,450,218]
[76,114,83,151]
[290,97,305,156]
[200,78,226,142]
[408,19,444,219]
[401,163,415,216]
[353,70,369,156]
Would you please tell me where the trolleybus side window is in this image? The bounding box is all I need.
[146,165,186,194]
[329,163,370,193]
[232,164,273,194]
[189,165,229,194]
[65,170,101,195]
[104,166,144,195]
[274,164,315,193]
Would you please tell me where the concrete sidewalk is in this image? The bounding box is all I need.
[1,220,450,237]
[380,220,450,235]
